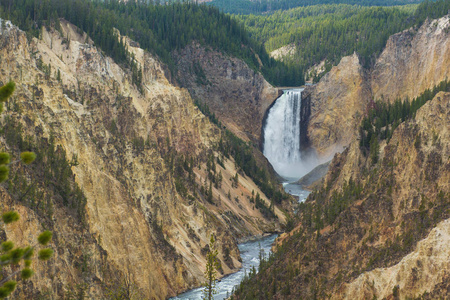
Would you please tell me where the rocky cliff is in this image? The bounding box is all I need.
[173,42,280,144]
[303,15,450,158]
[0,19,286,299]
[233,14,450,299]
[302,53,370,159]
[234,90,450,299]
[371,16,450,103]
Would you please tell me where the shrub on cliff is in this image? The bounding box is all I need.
[0,82,53,298]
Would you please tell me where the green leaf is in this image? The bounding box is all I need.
[2,211,19,224]
[37,231,52,246]
[0,165,9,182]
[1,241,14,252]
[38,248,53,261]
[0,102,3,113]
[0,153,10,165]
[0,81,15,103]
[23,246,34,260]
[20,152,36,165]
[3,281,16,293]
[21,268,34,280]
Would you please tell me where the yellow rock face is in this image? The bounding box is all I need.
[0,20,285,299]
[371,16,450,103]
[305,15,450,159]
[305,53,370,159]
[330,92,450,299]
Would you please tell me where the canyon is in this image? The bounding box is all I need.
[0,6,448,299]
[233,14,450,299]
[0,19,287,299]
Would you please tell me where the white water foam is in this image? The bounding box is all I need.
[263,89,316,180]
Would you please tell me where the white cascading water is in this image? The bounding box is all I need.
[263,89,308,180]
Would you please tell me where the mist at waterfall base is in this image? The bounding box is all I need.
[174,90,313,299]
[263,89,318,185]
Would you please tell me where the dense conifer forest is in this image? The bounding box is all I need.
[237,0,450,79]
[2,0,447,86]
[209,0,424,14]
[0,0,304,87]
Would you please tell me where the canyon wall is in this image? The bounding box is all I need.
[371,16,450,103]
[0,20,285,299]
[303,15,450,158]
[302,53,370,159]
[234,91,450,299]
[173,42,281,144]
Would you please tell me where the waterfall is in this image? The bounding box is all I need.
[263,89,306,180]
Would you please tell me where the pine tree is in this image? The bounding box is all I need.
[369,134,380,164]
[0,82,53,298]
[203,234,221,300]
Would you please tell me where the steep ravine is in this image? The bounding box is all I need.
[234,90,450,299]
[0,20,286,299]
[233,14,449,299]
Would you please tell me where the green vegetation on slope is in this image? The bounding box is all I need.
[195,100,288,217]
[237,0,450,79]
[360,78,450,157]
[231,90,450,298]
[209,0,424,15]
[0,0,303,87]
[238,4,415,53]
[0,82,54,300]
[1,116,87,227]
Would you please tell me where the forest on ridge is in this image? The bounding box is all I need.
[236,0,450,80]
[0,0,304,87]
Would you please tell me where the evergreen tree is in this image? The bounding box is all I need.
[0,0,304,87]
[203,234,221,300]
[369,127,380,164]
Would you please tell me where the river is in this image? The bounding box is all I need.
[174,87,313,299]
[283,181,310,203]
[171,234,277,300]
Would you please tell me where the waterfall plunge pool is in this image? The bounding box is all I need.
[171,234,278,300]
[263,88,314,202]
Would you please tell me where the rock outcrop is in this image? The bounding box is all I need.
[303,15,450,158]
[269,44,296,61]
[173,42,280,143]
[340,218,450,299]
[371,16,450,102]
[302,53,370,158]
[0,19,286,299]
[295,160,331,189]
